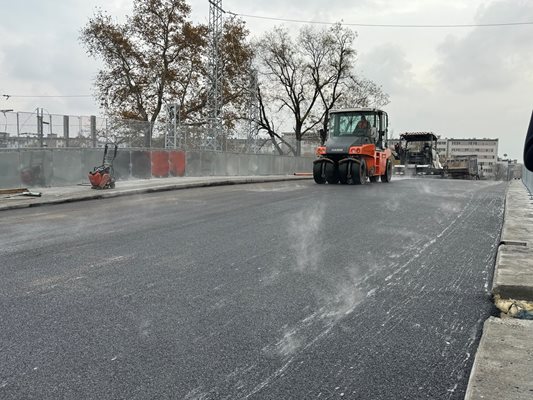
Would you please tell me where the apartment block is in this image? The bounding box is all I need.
[440,138,499,178]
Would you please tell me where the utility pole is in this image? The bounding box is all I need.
[246,68,259,153]
[63,115,70,148]
[205,0,224,151]
[165,103,180,149]
[37,108,44,148]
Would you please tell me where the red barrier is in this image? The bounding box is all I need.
[151,151,170,177]
[169,151,186,177]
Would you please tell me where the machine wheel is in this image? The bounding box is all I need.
[351,159,366,185]
[338,162,348,184]
[313,162,326,184]
[369,176,379,183]
[325,162,339,184]
[381,159,393,183]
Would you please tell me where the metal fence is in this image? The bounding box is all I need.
[0,110,320,155]
[0,110,155,149]
[523,165,533,193]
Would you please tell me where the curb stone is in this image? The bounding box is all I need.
[0,176,312,212]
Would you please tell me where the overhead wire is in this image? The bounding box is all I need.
[3,94,93,99]
[226,11,533,29]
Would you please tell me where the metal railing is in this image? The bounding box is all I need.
[523,165,533,193]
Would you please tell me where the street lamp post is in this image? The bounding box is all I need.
[504,153,511,181]
[0,109,13,132]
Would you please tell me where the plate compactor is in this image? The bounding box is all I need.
[313,108,393,185]
[88,143,118,189]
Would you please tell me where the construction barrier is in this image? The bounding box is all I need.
[51,149,83,186]
[0,148,312,189]
[0,151,21,188]
[19,150,53,187]
[169,151,186,177]
[130,151,151,179]
[151,151,170,178]
[112,151,131,181]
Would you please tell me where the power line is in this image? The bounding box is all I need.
[228,12,533,28]
[3,94,93,99]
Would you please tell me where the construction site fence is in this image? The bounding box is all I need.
[0,110,320,155]
[0,148,313,189]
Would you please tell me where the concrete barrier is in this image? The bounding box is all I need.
[238,154,252,176]
[257,155,273,175]
[185,152,202,177]
[131,151,151,179]
[52,149,83,186]
[465,180,533,400]
[296,157,311,172]
[20,150,53,187]
[225,153,239,176]
[82,149,105,182]
[492,181,533,315]
[113,151,131,181]
[0,152,21,188]
[0,148,313,188]
[213,152,229,176]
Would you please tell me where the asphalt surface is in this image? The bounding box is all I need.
[0,178,506,399]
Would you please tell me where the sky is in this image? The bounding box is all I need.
[0,0,532,159]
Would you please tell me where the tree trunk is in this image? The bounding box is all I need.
[144,122,152,148]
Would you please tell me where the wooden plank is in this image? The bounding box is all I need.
[0,188,28,195]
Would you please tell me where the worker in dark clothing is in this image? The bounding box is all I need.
[356,115,370,130]
[524,111,533,171]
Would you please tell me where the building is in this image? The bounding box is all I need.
[436,139,447,158]
[442,139,499,178]
[281,131,321,156]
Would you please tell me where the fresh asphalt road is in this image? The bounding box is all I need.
[0,178,506,399]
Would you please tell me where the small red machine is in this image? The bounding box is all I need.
[88,143,118,189]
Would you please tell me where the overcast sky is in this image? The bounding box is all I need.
[0,0,531,159]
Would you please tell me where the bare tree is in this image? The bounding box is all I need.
[256,27,323,155]
[300,24,357,145]
[256,85,296,155]
[337,76,390,109]
[255,24,389,151]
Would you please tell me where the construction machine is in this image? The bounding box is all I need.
[395,132,443,176]
[88,143,118,189]
[443,155,479,180]
[313,108,393,185]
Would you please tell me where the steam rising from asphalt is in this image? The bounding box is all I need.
[273,202,366,359]
[288,204,325,272]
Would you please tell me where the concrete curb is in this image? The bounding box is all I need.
[492,181,533,306]
[465,181,533,399]
[0,175,311,212]
[464,317,533,400]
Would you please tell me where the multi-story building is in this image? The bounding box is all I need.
[436,139,447,158]
[442,139,498,178]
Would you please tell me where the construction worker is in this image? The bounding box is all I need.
[356,115,370,130]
